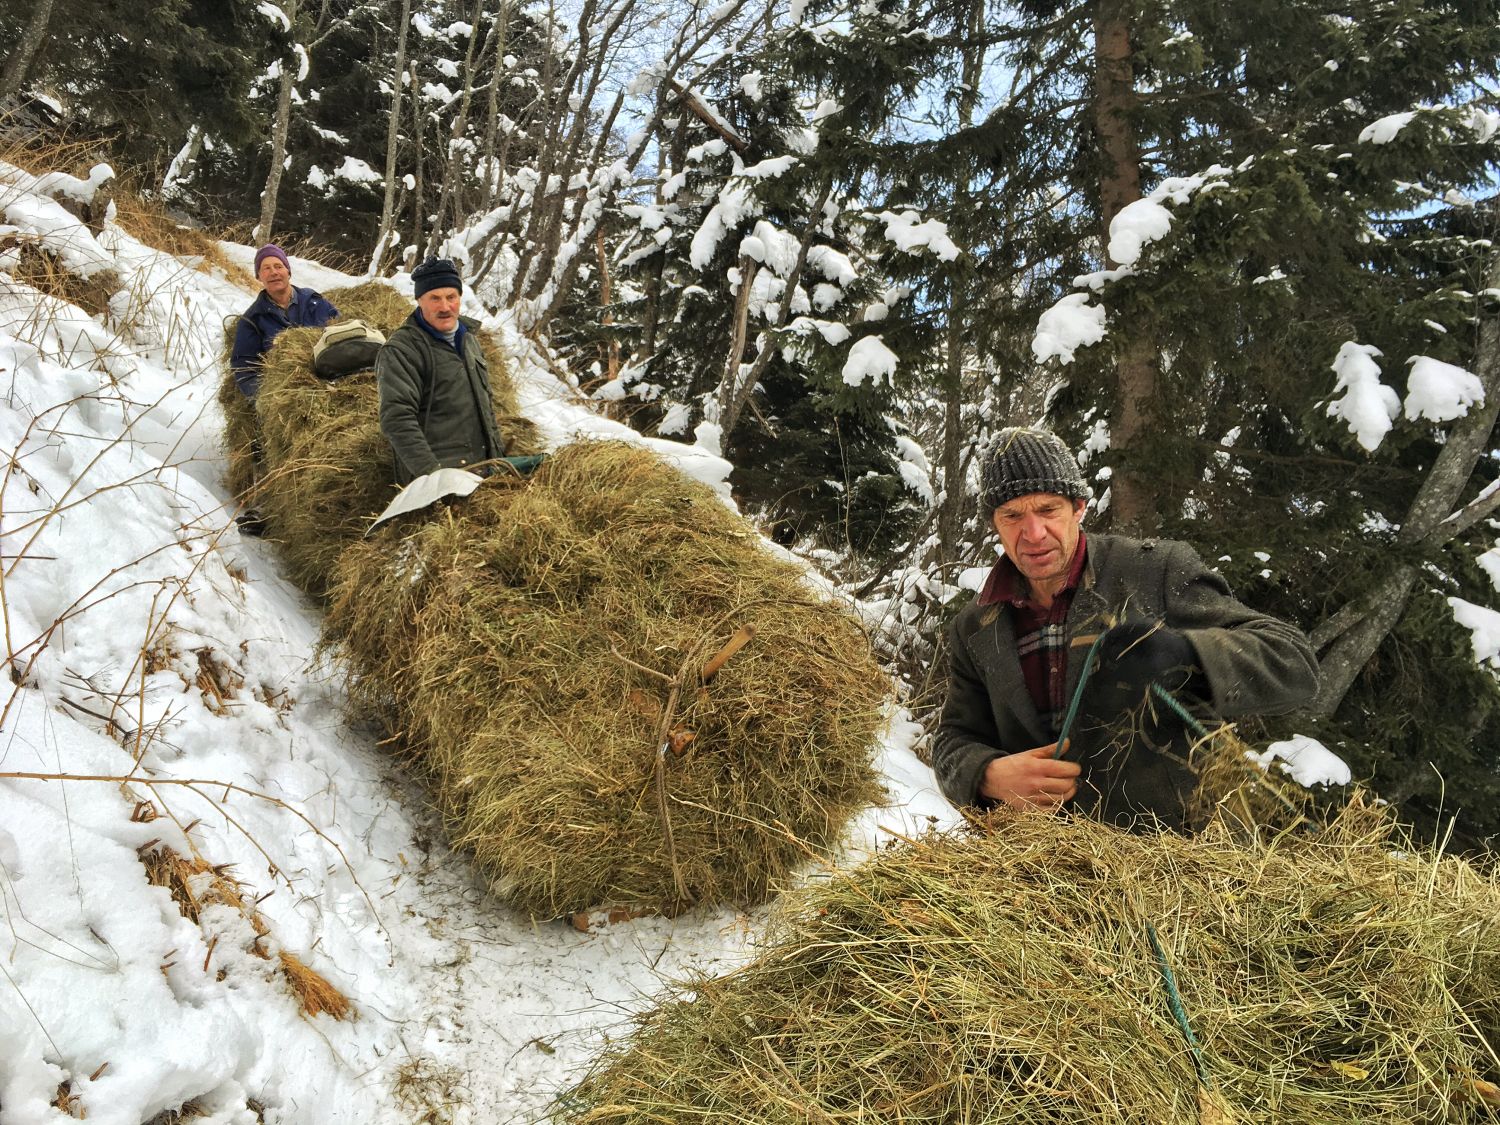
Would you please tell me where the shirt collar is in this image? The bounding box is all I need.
[415,309,466,350]
[977,531,1088,608]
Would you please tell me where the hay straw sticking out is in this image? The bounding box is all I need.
[558,798,1500,1124]
[6,238,120,318]
[141,847,264,937]
[326,440,888,917]
[278,950,355,1022]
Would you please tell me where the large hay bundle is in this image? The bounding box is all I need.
[219,282,540,593]
[559,802,1500,1124]
[325,441,888,918]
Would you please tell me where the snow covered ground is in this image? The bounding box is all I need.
[0,164,959,1124]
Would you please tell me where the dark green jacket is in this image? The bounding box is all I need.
[932,534,1319,809]
[376,310,506,485]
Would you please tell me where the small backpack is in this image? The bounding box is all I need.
[312,319,386,380]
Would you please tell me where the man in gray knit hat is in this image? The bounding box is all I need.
[932,426,1319,830]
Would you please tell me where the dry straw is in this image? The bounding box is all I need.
[218,282,539,594]
[324,441,888,918]
[141,846,353,1022]
[559,797,1500,1124]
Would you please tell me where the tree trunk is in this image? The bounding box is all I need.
[477,0,513,220]
[368,0,414,276]
[1092,0,1155,533]
[427,0,486,257]
[255,46,298,243]
[934,310,972,559]
[715,256,760,427]
[597,227,620,381]
[1311,247,1500,715]
[931,0,985,563]
[716,176,834,437]
[161,126,204,200]
[408,65,425,265]
[0,0,58,97]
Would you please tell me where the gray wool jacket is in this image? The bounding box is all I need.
[932,533,1320,809]
[376,311,506,485]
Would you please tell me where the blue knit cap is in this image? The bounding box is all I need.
[413,257,463,298]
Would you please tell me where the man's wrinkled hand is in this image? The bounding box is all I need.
[979,744,1081,810]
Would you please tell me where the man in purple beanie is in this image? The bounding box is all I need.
[229,244,339,398]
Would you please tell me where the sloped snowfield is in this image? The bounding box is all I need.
[0,162,955,1124]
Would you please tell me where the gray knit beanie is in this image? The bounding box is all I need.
[979,427,1090,513]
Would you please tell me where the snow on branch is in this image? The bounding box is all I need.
[1107,168,1231,267]
[842,335,897,387]
[1404,356,1484,422]
[1326,341,1398,452]
[875,210,959,261]
[1032,293,1106,365]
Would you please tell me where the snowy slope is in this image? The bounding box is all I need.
[0,162,957,1125]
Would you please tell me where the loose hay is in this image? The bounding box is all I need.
[219,282,539,594]
[142,846,354,1022]
[278,950,355,1021]
[557,799,1500,1124]
[325,441,888,917]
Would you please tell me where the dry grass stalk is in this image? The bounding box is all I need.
[141,846,354,1022]
[277,950,355,1021]
[110,189,236,276]
[218,282,539,594]
[53,1081,84,1118]
[143,1100,211,1125]
[324,441,887,917]
[3,236,120,318]
[394,1058,467,1125]
[559,797,1500,1124]
[0,123,99,180]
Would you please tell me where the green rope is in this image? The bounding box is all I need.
[1052,631,1109,759]
[1149,681,1212,741]
[1146,921,1213,1088]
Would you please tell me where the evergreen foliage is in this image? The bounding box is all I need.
[0,0,266,170]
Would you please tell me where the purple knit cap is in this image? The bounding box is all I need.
[254,244,291,274]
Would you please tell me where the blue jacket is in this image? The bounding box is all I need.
[230,285,339,397]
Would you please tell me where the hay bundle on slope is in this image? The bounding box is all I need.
[220,282,540,593]
[324,441,888,918]
[217,319,258,501]
[559,800,1500,1124]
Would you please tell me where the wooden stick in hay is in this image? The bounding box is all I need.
[556,797,1500,1123]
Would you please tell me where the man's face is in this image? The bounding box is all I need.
[256,255,292,303]
[991,492,1086,587]
[417,287,462,332]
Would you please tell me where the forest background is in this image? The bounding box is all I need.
[4,0,1499,845]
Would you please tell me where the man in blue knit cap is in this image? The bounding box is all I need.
[376,258,507,486]
[932,426,1319,831]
